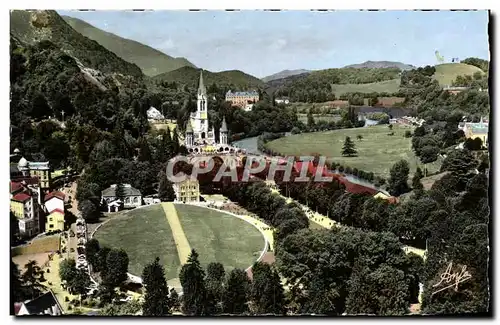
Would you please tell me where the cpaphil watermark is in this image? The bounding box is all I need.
[166,155,336,183]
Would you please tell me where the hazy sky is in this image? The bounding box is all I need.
[58,10,490,78]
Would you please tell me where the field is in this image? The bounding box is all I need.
[330,78,401,96]
[175,204,265,271]
[433,63,484,86]
[265,124,441,178]
[93,204,265,280]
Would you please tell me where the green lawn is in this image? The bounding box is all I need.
[330,78,401,96]
[265,125,441,178]
[94,205,180,279]
[175,204,265,272]
[433,63,484,87]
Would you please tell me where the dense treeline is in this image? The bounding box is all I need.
[399,65,490,120]
[267,67,401,103]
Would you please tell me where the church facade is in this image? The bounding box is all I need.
[185,71,244,155]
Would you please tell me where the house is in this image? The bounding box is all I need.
[44,191,65,214]
[373,191,399,204]
[101,184,142,209]
[46,209,65,232]
[459,118,489,148]
[173,178,200,203]
[16,290,63,316]
[275,97,290,105]
[11,192,41,237]
[225,90,259,108]
[16,157,52,190]
[106,199,123,213]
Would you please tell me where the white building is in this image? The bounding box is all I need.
[185,71,243,155]
[101,184,142,210]
[275,98,290,105]
[147,106,165,121]
[44,191,65,214]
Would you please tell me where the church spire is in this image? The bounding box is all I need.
[220,116,228,133]
[198,70,206,96]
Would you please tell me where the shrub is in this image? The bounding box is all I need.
[352,168,359,177]
[404,130,412,138]
[65,297,70,302]
[338,165,345,173]
[345,166,353,174]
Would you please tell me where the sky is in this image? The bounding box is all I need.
[58,10,490,78]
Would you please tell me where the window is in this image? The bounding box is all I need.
[49,224,54,229]
[49,217,53,222]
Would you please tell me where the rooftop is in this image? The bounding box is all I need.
[226,90,259,97]
[45,191,66,202]
[12,192,31,203]
[102,184,142,197]
[22,291,62,315]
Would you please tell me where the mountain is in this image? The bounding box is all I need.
[344,61,415,71]
[10,10,143,77]
[262,69,311,82]
[152,66,264,90]
[62,16,196,77]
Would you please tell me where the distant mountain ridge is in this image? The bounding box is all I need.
[262,69,311,82]
[152,66,263,90]
[344,61,415,71]
[10,9,143,77]
[62,15,196,77]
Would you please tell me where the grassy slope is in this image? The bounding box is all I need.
[433,63,484,86]
[94,205,180,279]
[152,66,264,90]
[63,16,195,77]
[265,125,441,178]
[330,78,401,96]
[175,204,265,272]
[10,10,142,77]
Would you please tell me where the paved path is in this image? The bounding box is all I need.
[161,203,192,265]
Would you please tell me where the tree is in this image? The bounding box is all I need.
[205,262,226,314]
[96,281,116,307]
[307,108,316,128]
[250,262,286,315]
[419,145,440,176]
[170,288,181,312]
[104,249,129,288]
[114,183,125,202]
[412,167,424,191]
[223,269,250,314]
[59,258,77,286]
[11,260,25,303]
[388,124,393,131]
[79,199,100,222]
[69,268,91,303]
[158,171,176,202]
[141,257,172,316]
[440,149,477,190]
[100,300,142,315]
[387,160,410,196]
[85,238,100,270]
[96,246,111,275]
[137,136,152,162]
[180,249,208,315]
[341,136,357,157]
[464,137,483,151]
[21,260,46,300]
[171,127,180,154]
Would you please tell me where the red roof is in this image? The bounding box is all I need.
[10,181,23,193]
[338,178,379,195]
[48,208,65,215]
[14,302,22,315]
[12,193,31,203]
[45,191,65,202]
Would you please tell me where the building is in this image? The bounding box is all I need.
[275,97,290,105]
[101,184,142,209]
[46,208,65,232]
[11,192,41,238]
[17,157,52,190]
[459,117,489,147]
[16,290,63,316]
[444,86,469,95]
[225,90,259,108]
[185,72,244,156]
[173,178,200,203]
[44,191,65,214]
[147,106,165,121]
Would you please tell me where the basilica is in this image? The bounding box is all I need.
[185,71,244,155]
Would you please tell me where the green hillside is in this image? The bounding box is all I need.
[63,16,196,77]
[330,79,401,96]
[10,10,142,77]
[152,66,264,90]
[433,63,484,86]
